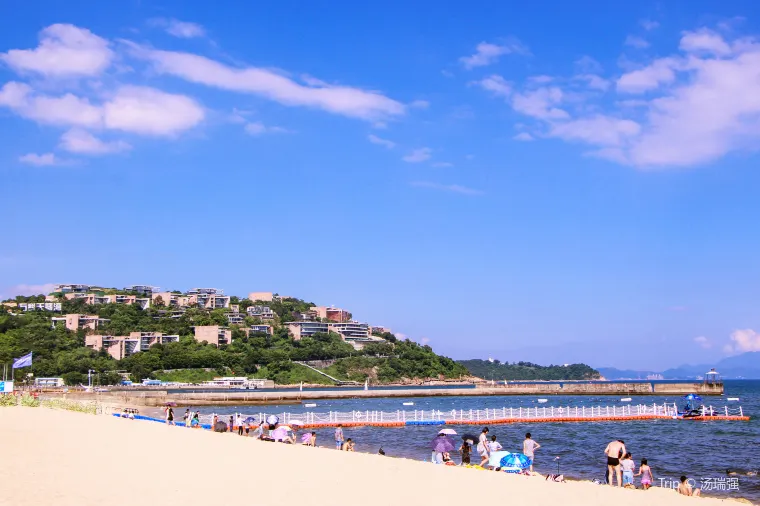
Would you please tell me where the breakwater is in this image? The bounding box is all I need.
[44,381,722,407]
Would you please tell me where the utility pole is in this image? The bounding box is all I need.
[88,369,95,389]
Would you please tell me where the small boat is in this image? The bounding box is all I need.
[727,397,739,401]
[620,398,632,402]
[402,402,414,406]
[304,403,317,408]
[537,399,548,403]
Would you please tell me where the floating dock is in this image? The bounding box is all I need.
[112,402,749,428]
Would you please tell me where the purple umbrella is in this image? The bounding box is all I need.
[430,434,456,453]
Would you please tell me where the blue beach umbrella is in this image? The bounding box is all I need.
[489,451,511,468]
[500,453,532,473]
[244,416,256,424]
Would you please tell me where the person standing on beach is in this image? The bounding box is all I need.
[523,432,541,473]
[604,439,626,487]
[165,406,174,425]
[636,458,654,490]
[236,414,243,436]
[478,427,490,466]
[229,415,234,433]
[335,424,344,450]
[183,409,191,427]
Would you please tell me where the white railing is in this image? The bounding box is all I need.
[199,402,725,426]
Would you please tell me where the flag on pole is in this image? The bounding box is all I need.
[12,352,32,369]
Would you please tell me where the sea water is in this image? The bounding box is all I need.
[196,380,760,503]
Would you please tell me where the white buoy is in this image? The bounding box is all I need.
[727,397,739,401]
[304,403,317,407]
[537,399,548,403]
[621,398,632,402]
[403,402,414,406]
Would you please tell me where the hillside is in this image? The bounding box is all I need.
[0,291,467,385]
[458,359,600,381]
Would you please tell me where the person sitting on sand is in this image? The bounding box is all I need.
[678,476,701,496]
[344,438,355,451]
[604,439,626,487]
[478,427,490,466]
[378,448,386,456]
[636,458,654,490]
[303,432,317,446]
[620,452,635,488]
[442,452,453,463]
[459,441,471,465]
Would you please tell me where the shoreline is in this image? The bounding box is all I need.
[0,407,752,506]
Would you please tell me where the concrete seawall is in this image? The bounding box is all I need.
[44,381,722,407]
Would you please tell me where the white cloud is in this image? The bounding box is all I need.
[641,19,660,31]
[0,82,102,127]
[409,181,483,196]
[575,56,603,74]
[410,99,430,109]
[616,58,680,94]
[625,35,650,49]
[0,82,203,137]
[0,283,57,299]
[150,18,206,39]
[575,74,611,91]
[724,329,760,354]
[694,336,712,349]
[474,75,511,97]
[367,134,395,149]
[512,87,568,119]
[244,121,289,136]
[103,86,204,136]
[59,128,131,154]
[513,132,534,141]
[529,75,554,84]
[402,147,432,163]
[680,28,732,56]
[18,153,60,166]
[460,41,528,69]
[0,24,113,77]
[131,46,405,121]
[549,115,641,147]
[431,161,453,167]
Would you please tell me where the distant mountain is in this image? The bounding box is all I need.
[458,359,600,381]
[596,367,662,380]
[598,352,760,380]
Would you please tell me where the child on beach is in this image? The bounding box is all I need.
[459,441,471,465]
[488,435,502,453]
[636,459,654,490]
[620,453,635,488]
[335,425,344,450]
[344,438,355,451]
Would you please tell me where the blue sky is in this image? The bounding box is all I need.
[2,0,760,370]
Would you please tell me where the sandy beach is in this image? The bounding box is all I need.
[0,408,747,506]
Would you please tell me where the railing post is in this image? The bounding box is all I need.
[551,406,554,417]
[519,407,522,418]
[503,407,506,417]
[510,407,513,418]
[582,406,585,417]
[725,406,728,416]
[414,410,417,421]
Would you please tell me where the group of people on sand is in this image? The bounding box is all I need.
[455,427,540,471]
[604,438,698,497]
[604,439,655,490]
[163,406,200,427]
